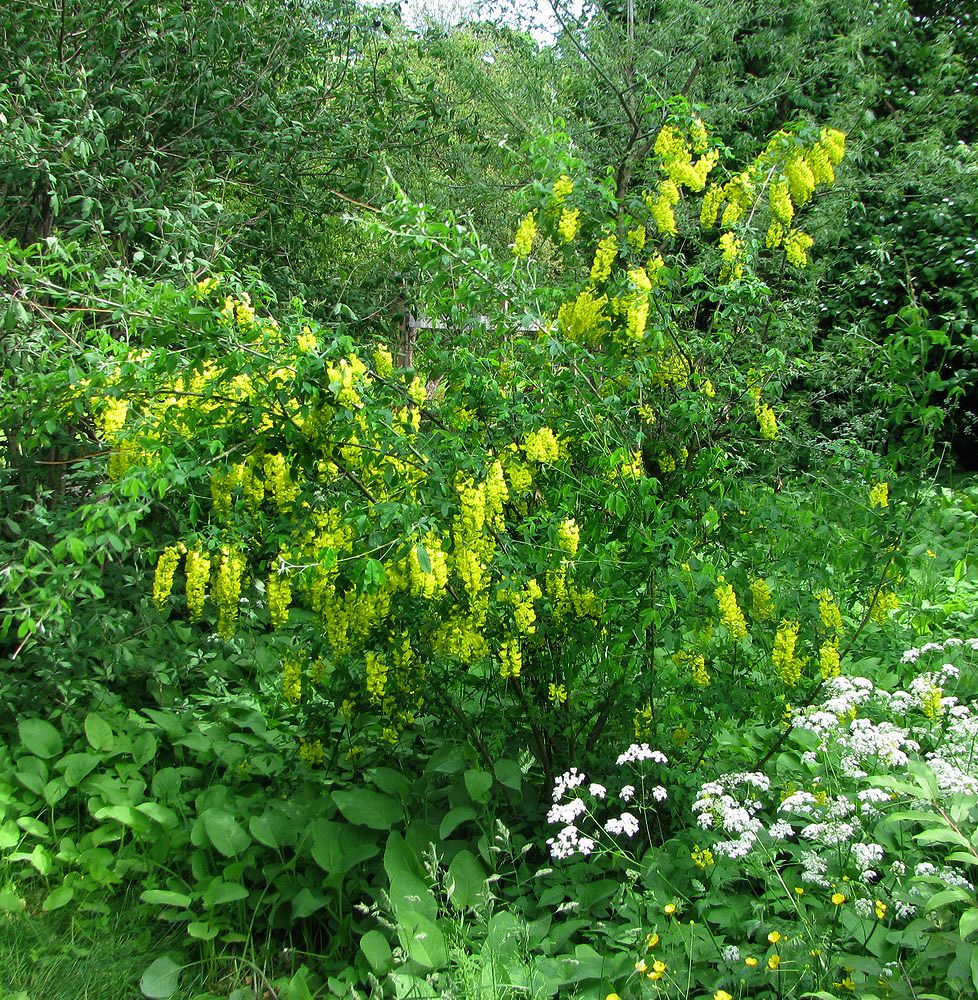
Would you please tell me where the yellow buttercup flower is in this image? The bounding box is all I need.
[832,892,846,906]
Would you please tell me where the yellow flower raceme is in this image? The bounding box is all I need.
[819,639,841,680]
[715,579,748,641]
[212,546,246,640]
[513,211,537,256]
[784,229,814,267]
[552,174,574,202]
[523,427,561,464]
[498,639,522,679]
[750,577,775,620]
[627,225,646,250]
[282,656,302,704]
[869,589,899,624]
[153,545,184,609]
[557,206,580,243]
[772,619,803,685]
[557,288,609,343]
[816,589,844,634]
[185,548,211,620]
[869,481,889,508]
[590,236,618,282]
[756,402,778,440]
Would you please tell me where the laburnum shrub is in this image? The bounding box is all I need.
[78,112,876,783]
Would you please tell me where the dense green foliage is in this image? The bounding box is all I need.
[2,2,977,999]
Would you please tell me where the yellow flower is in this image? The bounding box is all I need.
[745,956,758,968]
[590,235,618,282]
[691,845,714,868]
[832,892,846,906]
[715,579,748,641]
[772,619,802,686]
[645,932,660,948]
[635,959,648,973]
[875,899,887,920]
[513,211,537,257]
[552,174,574,202]
[558,206,581,243]
[869,481,889,508]
[767,930,781,944]
[664,902,677,915]
[794,887,805,896]
[767,955,780,970]
[715,992,733,1000]
[548,683,568,705]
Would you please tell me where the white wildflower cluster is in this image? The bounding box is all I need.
[605,812,640,837]
[546,747,670,862]
[901,635,978,664]
[552,767,587,802]
[692,772,770,859]
[616,744,669,766]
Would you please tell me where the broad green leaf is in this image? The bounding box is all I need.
[134,802,178,828]
[140,889,193,909]
[18,719,62,759]
[291,888,328,918]
[398,911,447,970]
[332,788,402,830]
[439,806,476,839]
[960,907,978,941]
[389,872,438,921]
[203,880,249,907]
[925,887,970,910]
[493,758,523,791]
[463,769,492,803]
[447,849,486,909]
[61,752,100,787]
[201,809,251,857]
[42,884,74,911]
[914,827,970,848]
[84,714,115,752]
[360,929,393,974]
[0,888,25,913]
[284,970,314,1000]
[384,830,423,883]
[140,956,182,999]
[187,921,220,941]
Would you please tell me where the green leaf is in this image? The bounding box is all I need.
[291,888,328,918]
[389,872,438,921]
[42,885,74,911]
[140,957,182,999]
[447,850,486,909]
[201,809,251,857]
[18,719,63,758]
[187,921,220,941]
[493,758,523,792]
[332,789,402,830]
[914,827,971,848]
[134,802,178,828]
[84,713,114,752]
[959,907,978,941]
[463,769,492,803]
[360,930,393,974]
[203,880,248,907]
[0,888,26,913]
[439,806,476,839]
[398,911,447,970]
[61,752,100,787]
[925,887,970,911]
[384,830,423,882]
[140,889,193,909]
[284,971,314,1000]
